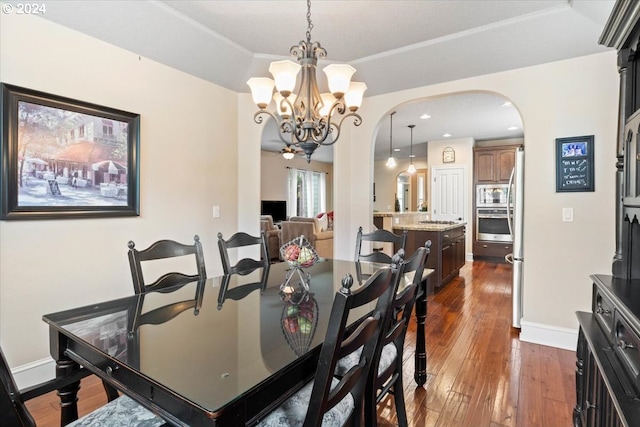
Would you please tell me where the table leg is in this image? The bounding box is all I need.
[414,277,428,386]
[56,358,81,426]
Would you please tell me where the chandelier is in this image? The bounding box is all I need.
[246,0,367,162]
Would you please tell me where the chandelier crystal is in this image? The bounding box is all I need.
[247,0,367,162]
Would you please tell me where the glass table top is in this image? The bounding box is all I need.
[43,259,399,413]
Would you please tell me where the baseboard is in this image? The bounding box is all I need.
[12,357,56,390]
[519,320,578,351]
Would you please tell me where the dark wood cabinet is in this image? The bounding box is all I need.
[473,146,517,184]
[395,225,465,291]
[472,145,519,260]
[575,2,640,425]
[574,276,640,427]
[473,241,512,260]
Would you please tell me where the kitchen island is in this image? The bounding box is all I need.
[392,221,466,292]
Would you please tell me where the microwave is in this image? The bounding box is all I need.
[476,184,511,207]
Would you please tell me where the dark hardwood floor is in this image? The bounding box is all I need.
[26,260,575,426]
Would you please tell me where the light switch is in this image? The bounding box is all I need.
[563,207,573,222]
[213,206,220,218]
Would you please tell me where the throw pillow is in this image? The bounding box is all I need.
[317,214,328,232]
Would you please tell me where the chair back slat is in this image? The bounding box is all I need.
[217,231,269,275]
[128,235,206,294]
[355,226,407,263]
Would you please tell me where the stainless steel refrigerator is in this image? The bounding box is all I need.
[506,147,524,328]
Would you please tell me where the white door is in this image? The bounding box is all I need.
[431,166,466,221]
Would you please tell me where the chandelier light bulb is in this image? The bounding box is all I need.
[344,82,367,111]
[319,93,336,117]
[269,60,301,97]
[323,64,356,98]
[283,151,295,160]
[247,77,275,109]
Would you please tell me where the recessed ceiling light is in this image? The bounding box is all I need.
[443,133,452,138]
[420,114,431,119]
[393,148,400,152]
[508,126,518,131]
[409,154,416,158]
[501,102,512,107]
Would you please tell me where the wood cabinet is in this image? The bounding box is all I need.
[395,225,465,291]
[472,145,519,260]
[574,275,640,426]
[474,146,517,184]
[574,3,640,425]
[473,241,512,260]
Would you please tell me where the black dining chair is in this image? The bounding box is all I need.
[0,345,167,427]
[128,235,207,294]
[255,263,400,427]
[217,231,269,275]
[337,243,430,427]
[354,226,407,264]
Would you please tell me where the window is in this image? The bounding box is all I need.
[287,168,326,218]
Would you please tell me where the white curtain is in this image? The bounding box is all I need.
[287,167,326,218]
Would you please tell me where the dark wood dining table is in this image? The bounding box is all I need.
[44,259,432,426]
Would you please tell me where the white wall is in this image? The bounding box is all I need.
[0,14,239,370]
[241,51,619,348]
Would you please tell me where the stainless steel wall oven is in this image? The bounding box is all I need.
[476,207,512,242]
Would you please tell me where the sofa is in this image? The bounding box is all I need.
[280,215,333,259]
[260,215,282,262]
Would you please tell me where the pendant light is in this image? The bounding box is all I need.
[407,125,416,174]
[385,111,397,168]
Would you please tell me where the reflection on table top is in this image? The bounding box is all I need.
[43,259,402,416]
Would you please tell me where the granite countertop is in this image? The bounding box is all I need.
[392,222,466,232]
[373,211,428,217]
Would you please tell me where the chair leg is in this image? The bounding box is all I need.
[393,370,408,427]
[102,380,120,402]
[364,383,378,427]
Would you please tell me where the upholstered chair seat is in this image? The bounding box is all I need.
[256,378,354,427]
[334,343,397,378]
[67,395,165,427]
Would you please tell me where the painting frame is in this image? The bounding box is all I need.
[1,83,140,220]
[555,135,595,193]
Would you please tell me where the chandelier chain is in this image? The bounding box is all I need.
[306,0,313,42]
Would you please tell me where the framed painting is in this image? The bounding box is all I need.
[555,135,595,193]
[1,83,140,219]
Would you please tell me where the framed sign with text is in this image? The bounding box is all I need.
[555,135,594,193]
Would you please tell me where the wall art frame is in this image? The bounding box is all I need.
[555,135,595,193]
[1,83,140,220]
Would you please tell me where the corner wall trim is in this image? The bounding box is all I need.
[12,357,56,390]
[519,320,578,351]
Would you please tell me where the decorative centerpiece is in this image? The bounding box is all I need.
[279,235,319,294]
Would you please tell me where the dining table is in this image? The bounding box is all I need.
[43,259,433,426]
